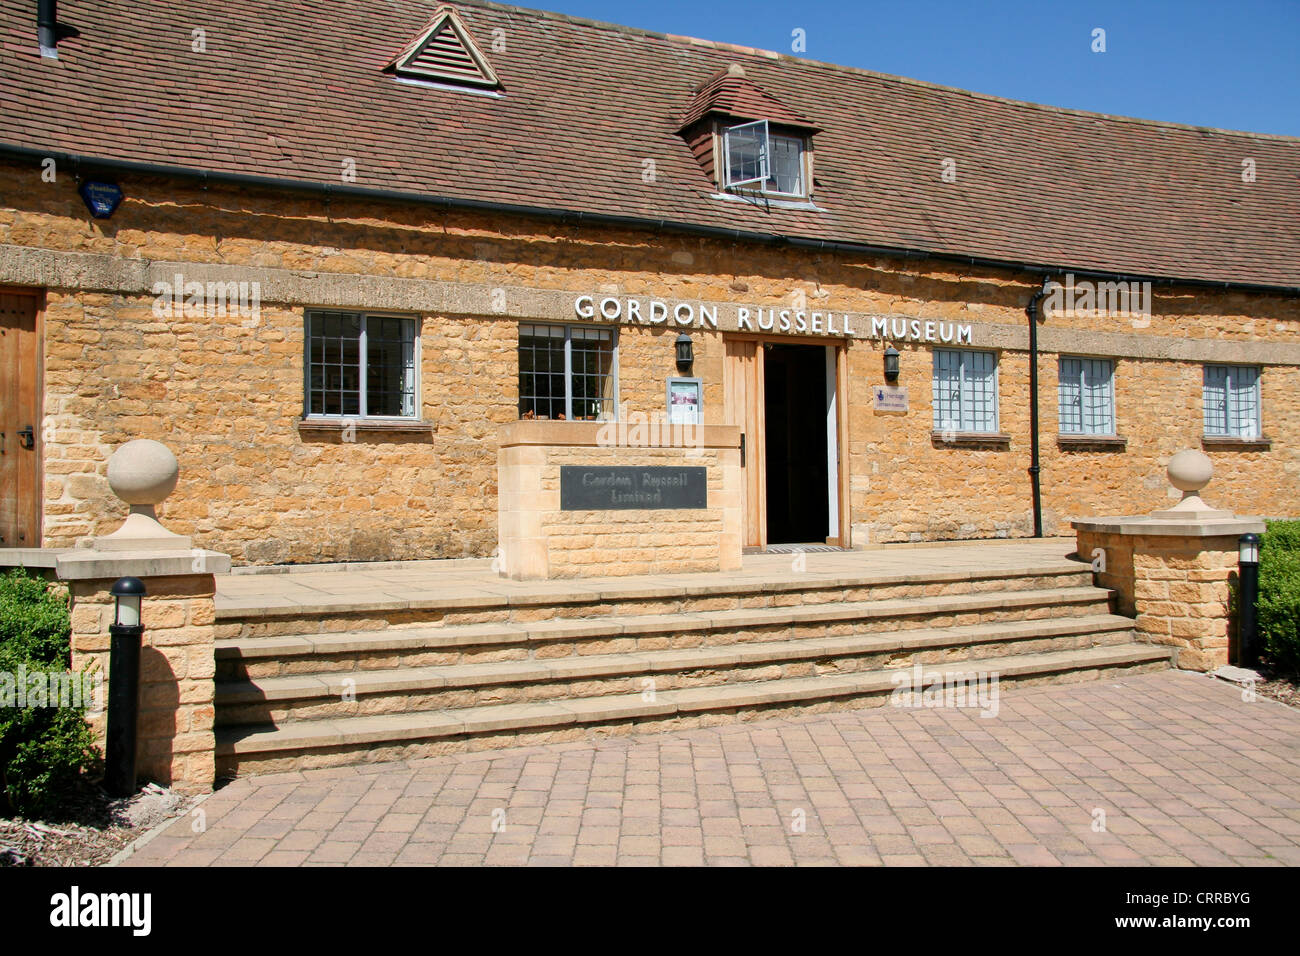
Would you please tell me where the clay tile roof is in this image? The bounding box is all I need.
[678,65,819,131]
[1,0,1298,291]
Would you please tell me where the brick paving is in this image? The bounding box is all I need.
[120,670,1300,867]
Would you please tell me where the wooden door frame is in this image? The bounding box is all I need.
[724,333,851,551]
[1,286,44,547]
[833,342,850,549]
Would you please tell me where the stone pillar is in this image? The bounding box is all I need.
[1073,450,1263,672]
[24,440,230,793]
[60,555,226,792]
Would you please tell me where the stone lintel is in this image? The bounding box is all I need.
[6,244,1300,366]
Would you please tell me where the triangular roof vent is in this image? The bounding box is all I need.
[387,6,500,89]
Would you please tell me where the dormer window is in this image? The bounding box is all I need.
[679,64,818,202]
[722,121,807,197]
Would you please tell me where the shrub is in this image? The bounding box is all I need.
[0,569,72,668]
[1262,518,1300,556]
[1255,520,1300,673]
[0,569,101,819]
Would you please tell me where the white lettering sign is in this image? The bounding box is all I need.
[572,295,970,344]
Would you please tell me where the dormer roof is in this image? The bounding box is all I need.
[678,64,820,132]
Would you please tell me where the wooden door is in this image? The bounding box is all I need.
[0,290,42,547]
[723,338,766,549]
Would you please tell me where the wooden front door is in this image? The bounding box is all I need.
[723,338,766,549]
[0,290,42,547]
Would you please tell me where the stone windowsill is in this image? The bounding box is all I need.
[296,417,435,435]
[1058,433,1127,450]
[1201,434,1271,450]
[930,430,1011,447]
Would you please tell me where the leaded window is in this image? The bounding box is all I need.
[933,348,998,433]
[306,311,417,418]
[1203,364,1261,438]
[518,324,617,421]
[1058,357,1116,435]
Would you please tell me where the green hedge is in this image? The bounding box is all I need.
[1257,520,1300,672]
[0,569,101,818]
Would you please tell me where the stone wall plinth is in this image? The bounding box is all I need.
[1074,517,1263,671]
[498,421,742,579]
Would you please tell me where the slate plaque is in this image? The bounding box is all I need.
[560,466,707,510]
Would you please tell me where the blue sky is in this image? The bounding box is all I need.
[532,0,1300,137]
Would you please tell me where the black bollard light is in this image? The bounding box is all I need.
[106,576,146,797]
[1237,534,1260,668]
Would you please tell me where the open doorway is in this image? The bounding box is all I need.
[763,342,830,545]
[724,336,845,551]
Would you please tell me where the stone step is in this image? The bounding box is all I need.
[215,614,1136,726]
[214,642,1173,776]
[215,563,1094,639]
[216,584,1114,679]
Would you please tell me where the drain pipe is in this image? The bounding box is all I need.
[1026,277,1053,538]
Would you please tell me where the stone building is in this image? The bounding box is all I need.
[1,0,1297,569]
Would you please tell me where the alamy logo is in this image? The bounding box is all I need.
[596,403,704,453]
[0,665,103,714]
[889,663,1000,718]
[152,272,261,321]
[1042,273,1151,319]
[49,886,151,936]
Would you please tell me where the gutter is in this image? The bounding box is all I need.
[3,143,1299,297]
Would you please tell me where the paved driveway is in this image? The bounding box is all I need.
[119,671,1300,866]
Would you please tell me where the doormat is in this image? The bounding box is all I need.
[763,544,846,554]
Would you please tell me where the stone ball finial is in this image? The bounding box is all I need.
[107,439,179,506]
[1167,448,1213,494]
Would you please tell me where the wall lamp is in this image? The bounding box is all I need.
[675,332,694,372]
[883,346,900,383]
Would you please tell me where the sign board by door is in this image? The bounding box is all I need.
[666,377,702,425]
[872,385,908,413]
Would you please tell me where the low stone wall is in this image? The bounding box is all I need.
[3,547,227,793]
[1075,521,1260,672]
[498,421,742,579]
[67,573,217,793]
[1076,529,1138,616]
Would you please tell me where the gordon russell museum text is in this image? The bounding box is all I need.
[574,296,974,343]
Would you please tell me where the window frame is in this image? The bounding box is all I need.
[721,119,770,190]
[1057,356,1117,436]
[517,322,620,422]
[719,120,810,199]
[1202,363,1261,439]
[932,347,1000,435]
[303,310,421,422]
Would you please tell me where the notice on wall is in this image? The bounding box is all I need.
[667,378,702,425]
[561,466,707,510]
[873,385,908,413]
